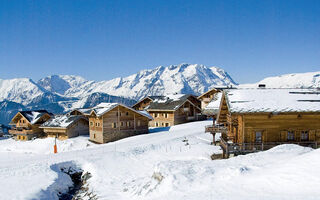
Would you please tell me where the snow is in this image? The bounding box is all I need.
[40,115,86,128]
[204,92,222,112]
[239,71,320,89]
[1,120,320,200]
[25,111,43,124]
[225,88,320,113]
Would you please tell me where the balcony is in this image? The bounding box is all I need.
[9,129,35,135]
[205,125,227,134]
[220,137,318,158]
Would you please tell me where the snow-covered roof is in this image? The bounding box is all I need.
[74,103,153,119]
[225,88,320,113]
[14,110,51,125]
[40,115,88,129]
[147,94,199,111]
[203,92,223,115]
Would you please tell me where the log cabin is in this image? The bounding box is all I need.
[142,94,202,127]
[210,88,320,157]
[40,115,89,140]
[71,103,153,144]
[9,110,52,140]
[198,86,232,111]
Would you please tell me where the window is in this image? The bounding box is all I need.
[126,112,129,116]
[255,131,262,143]
[95,123,98,127]
[127,121,131,127]
[154,113,158,118]
[90,122,93,126]
[121,122,124,127]
[137,120,141,126]
[155,122,159,127]
[93,134,96,139]
[287,131,294,141]
[22,120,25,123]
[161,122,164,127]
[301,131,309,141]
[165,123,170,127]
[112,122,117,128]
[97,123,100,127]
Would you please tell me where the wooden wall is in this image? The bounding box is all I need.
[133,98,152,110]
[228,113,320,144]
[149,111,174,127]
[90,105,149,144]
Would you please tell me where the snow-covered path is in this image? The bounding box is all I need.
[1,120,320,200]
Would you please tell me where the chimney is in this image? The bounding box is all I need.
[258,84,266,88]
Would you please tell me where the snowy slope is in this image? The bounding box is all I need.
[38,75,92,95]
[0,78,48,105]
[240,71,320,88]
[1,120,320,200]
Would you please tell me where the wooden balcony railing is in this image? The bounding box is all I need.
[9,129,35,135]
[205,125,227,134]
[220,137,318,158]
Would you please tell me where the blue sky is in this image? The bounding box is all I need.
[0,0,319,83]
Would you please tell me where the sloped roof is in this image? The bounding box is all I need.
[224,88,320,113]
[146,94,200,111]
[74,103,153,119]
[197,86,234,99]
[203,92,223,115]
[12,110,51,125]
[132,96,166,108]
[40,115,88,129]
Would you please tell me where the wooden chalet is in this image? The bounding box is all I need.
[9,110,52,140]
[198,88,221,111]
[198,86,233,112]
[138,94,202,127]
[40,115,89,140]
[71,103,153,144]
[207,88,320,158]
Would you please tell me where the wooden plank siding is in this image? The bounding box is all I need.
[89,105,150,144]
[43,119,89,140]
[226,113,320,144]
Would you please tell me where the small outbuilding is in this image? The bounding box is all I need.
[40,115,89,140]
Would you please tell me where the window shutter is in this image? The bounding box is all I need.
[251,130,255,143]
[280,131,287,142]
[316,130,320,141]
[262,131,266,142]
[309,130,316,141]
[295,130,300,142]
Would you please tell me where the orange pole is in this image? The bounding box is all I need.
[54,135,58,154]
[54,144,57,154]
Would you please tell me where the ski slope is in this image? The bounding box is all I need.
[0,120,320,200]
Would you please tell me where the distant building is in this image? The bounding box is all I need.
[133,94,202,127]
[209,88,320,158]
[71,103,153,144]
[40,115,89,140]
[9,110,52,140]
[198,86,234,112]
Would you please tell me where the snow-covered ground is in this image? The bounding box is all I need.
[1,120,320,200]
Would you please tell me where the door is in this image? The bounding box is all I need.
[255,131,262,143]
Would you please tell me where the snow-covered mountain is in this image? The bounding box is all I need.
[0,63,235,125]
[38,64,237,100]
[240,71,320,88]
